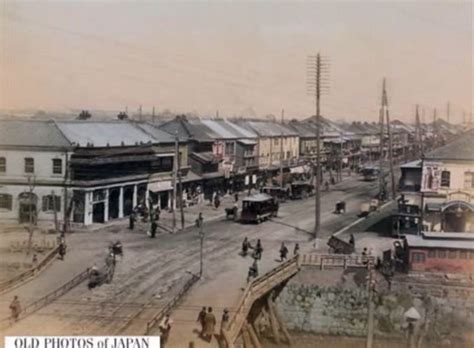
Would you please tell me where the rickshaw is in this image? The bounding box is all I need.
[290,181,314,199]
[240,193,278,224]
[261,186,290,202]
[335,201,346,214]
[361,166,380,181]
[225,206,239,221]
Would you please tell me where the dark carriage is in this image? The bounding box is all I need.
[240,193,278,224]
[290,181,314,199]
[261,186,290,202]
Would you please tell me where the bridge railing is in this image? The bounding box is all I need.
[300,253,374,269]
[0,245,60,294]
[225,256,300,343]
[0,267,90,331]
[144,273,199,335]
[224,253,374,345]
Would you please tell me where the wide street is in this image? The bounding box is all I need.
[1,172,388,341]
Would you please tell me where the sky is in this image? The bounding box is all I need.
[0,0,472,122]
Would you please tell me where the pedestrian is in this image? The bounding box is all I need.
[247,259,259,283]
[220,308,230,336]
[214,195,220,209]
[255,239,263,260]
[293,243,300,256]
[242,237,250,256]
[129,212,136,230]
[159,314,173,346]
[9,296,21,322]
[234,192,239,203]
[150,220,158,238]
[58,241,66,260]
[196,212,203,228]
[274,199,279,217]
[204,307,216,342]
[349,234,355,248]
[324,181,329,192]
[197,306,207,337]
[32,254,38,267]
[279,242,289,262]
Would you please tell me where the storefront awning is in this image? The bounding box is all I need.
[148,181,172,192]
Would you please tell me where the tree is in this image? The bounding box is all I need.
[77,110,92,120]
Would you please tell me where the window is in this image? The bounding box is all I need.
[438,250,447,258]
[52,159,62,174]
[24,158,34,173]
[412,252,425,263]
[441,171,450,188]
[460,251,468,259]
[0,194,12,210]
[0,157,5,173]
[464,172,474,189]
[42,195,61,212]
[427,249,436,258]
[448,250,457,259]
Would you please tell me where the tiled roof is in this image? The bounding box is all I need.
[236,120,298,137]
[424,131,474,161]
[0,120,72,148]
[56,121,156,147]
[135,123,177,143]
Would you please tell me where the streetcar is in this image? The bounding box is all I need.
[241,193,279,224]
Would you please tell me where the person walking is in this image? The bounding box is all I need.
[197,306,207,337]
[255,239,263,260]
[9,296,21,322]
[279,242,289,262]
[214,195,220,209]
[129,211,136,230]
[241,237,251,256]
[150,220,158,238]
[196,212,203,228]
[204,307,216,342]
[247,259,259,283]
[159,314,173,346]
[349,234,355,248]
[293,243,300,256]
[58,241,67,260]
[234,192,239,203]
[220,308,230,341]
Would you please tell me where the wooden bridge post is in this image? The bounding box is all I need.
[246,322,263,348]
[268,297,292,346]
[242,325,252,348]
[266,295,281,344]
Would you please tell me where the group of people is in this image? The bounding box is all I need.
[196,306,229,343]
[129,204,161,238]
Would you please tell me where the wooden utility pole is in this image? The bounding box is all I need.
[433,108,437,146]
[386,112,396,199]
[415,105,424,157]
[279,132,284,188]
[281,108,285,124]
[171,132,178,232]
[139,105,143,122]
[378,78,387,199]
[63,152,70,239]
[339,132,343,182]
[152,106,156,123]
[176,134,185,230]
[307,53,329,242]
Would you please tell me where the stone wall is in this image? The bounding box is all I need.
[275,267,474,344]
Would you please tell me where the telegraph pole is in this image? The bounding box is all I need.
[433,108,437,146]
[415,105,424,157]
[307,53,329,242]
[386,111,396,199]
[176,134,185,230]
[139,105,143,122]
[152,106,156,123]
[171,132,178,232]
[378,78,387,200]
[280,132,284,188]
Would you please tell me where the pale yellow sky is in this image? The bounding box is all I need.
[0,0,472,122]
